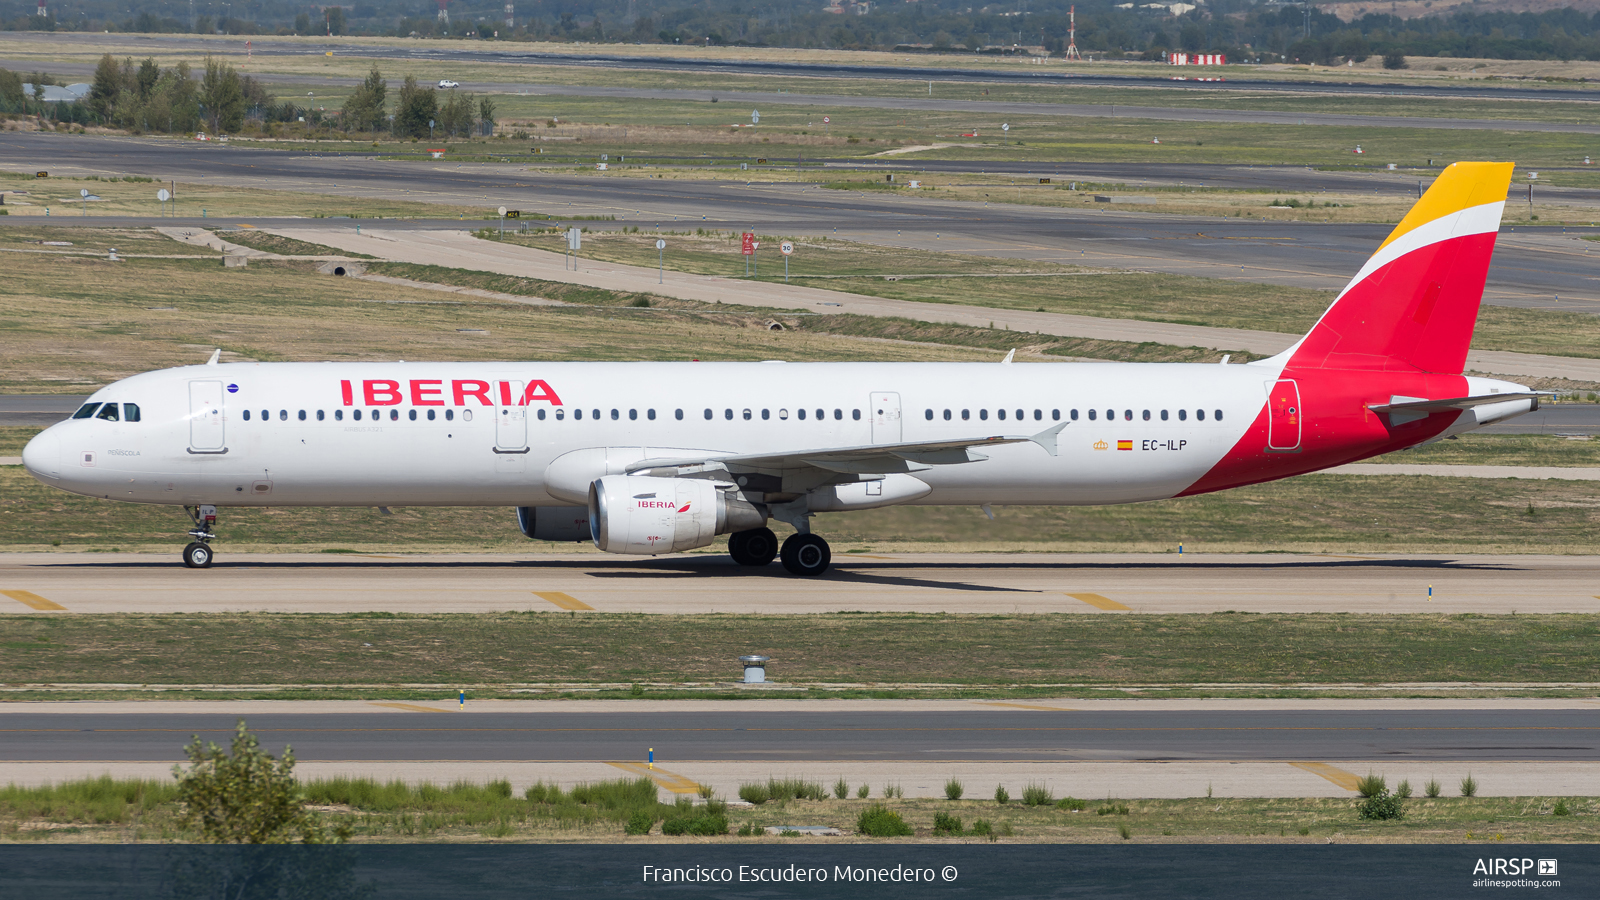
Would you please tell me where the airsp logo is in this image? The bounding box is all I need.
[1472,858,1554,876]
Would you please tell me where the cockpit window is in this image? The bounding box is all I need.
[72,403,101,419]
[123,403,140,423]
[95,403,120,422]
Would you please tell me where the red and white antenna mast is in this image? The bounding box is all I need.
[436,0,450,25]
[1063,4,1082,60]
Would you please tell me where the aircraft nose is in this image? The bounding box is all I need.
[21,428,60,481]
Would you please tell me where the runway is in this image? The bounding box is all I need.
[3,552,1598,615]
[3,134,1597,309]
[3,701,1598,798]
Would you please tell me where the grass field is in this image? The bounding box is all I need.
[0,169,486,220]
[2,775,1594,843]
[1,612,1597,697]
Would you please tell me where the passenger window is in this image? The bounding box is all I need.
[261,409,269,421]
[628,409,637,421]
[124,403,141,422]
[943,409,951,421]
[980,409,988,421]
[429,409,438,421]
[370,409,378,421]
[1142,410,1150,421]
[317,410,325,421]
[961,409,970,420]
[612,409,620,420]
[1178,409,1187,421]
[279,410,287,421]
[725,409,734,421]
[1088,409,1097,421]
[300,410,308,421]
[852,409,861,421]
[1215,409,1224,421]
[389,409,398,421]
[353,410,362,421]
[1160,410,1168,421]
[446,409,455,421]
[407,410,416,421]
[1106,409,1114,421]
[1016,410,1024,420]
[575,409,584,420]
[1124,410,1132,421]
[798,409,807,420]
[816,409,824,420]
[1034,409,1042,421]
[704,409,712,420]
[242,409,251,421]
[743,409,752,420]
[761,409,770,420]
[1197,409,1206,421]
[463,410,473,422]
[675,409,683,420]
[335,410,343,421]
[533,409,542,421]
[591,410,599,420]
[72,403,101,419]
[996,409,1005,421]
[925,409,933,421]
[834,409,843,420]
[553,409,562,420]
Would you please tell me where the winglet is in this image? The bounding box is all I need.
[205,349,221,366]
[1001,349,1015,365]
[1029,421,1069,457]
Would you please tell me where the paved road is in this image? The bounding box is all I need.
[4,552,1599,615]
[0,394,82,426]
[2,134,1595,310]
[1,707,1595,763]
[7,32,1598,103]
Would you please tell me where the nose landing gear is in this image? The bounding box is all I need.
[183,505,217,569]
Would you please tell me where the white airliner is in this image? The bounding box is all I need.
[23,162,1540,575]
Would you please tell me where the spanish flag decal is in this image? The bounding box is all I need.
[1116,440,1133,451]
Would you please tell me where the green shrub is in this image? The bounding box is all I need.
[624,809,655,835]
[856,804,913,837]
[1425,779,1442,799]
[1021,784,1053,807]
[1096,804,1129,816]
[1118,822,1132,840]
[1298,825,1311,836]
[1460,774,1478,798]
[662,813,728,836]
[856,784,869,799]
[970,818,994,841]
[933,811,962,835]
[1057,797,1086,811]
[174,719,346,844]
[1395,780,1413,799]
[1358,790,1404,821]
[1553,799,1570,816]
[833,778,849,800]
[737,822,760,835]
[882,783,902,799]
[944,779,964,801]
[994,785,1009,804]
[1356,773,1387,799]
[766,778,826,802]
[738,783,771,805]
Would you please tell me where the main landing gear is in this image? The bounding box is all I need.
[182,504,217,569]
[727,527,831,576]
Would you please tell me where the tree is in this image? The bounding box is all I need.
[1382,50,1408,69]
[295,12,311,34]
[136,57,160,99]
[174,720,347,844]
[438,90,475,137]
[87,53,120,119]
[202,55,246,132]
[327,7,346,35]
[341,65,388,133]
[478,95,496,136]
[395,74,436,138]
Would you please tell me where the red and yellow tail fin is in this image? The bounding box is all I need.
[1286,161,1514,374]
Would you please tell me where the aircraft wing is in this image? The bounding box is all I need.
[627,422,1068,476]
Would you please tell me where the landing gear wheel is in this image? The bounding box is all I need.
[729,527,779,567]
[779,533,831,577]
[182,542,214,569]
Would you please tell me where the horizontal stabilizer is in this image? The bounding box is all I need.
[1368,392,1545,414]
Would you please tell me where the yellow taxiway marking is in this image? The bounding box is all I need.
[1067,592,1130,611]
[1289,762,1363,792]
[535,591,594,611]
[978,702,1077,712]
[2,590,65,611]
[606,761,702,794]
[367,702,447,713]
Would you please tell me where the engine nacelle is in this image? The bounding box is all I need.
[588,475,765,555]
[516,506,591,542]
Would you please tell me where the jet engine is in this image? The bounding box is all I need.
[588,475,766,555]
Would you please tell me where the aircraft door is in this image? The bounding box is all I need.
[188,380,226,452]
[870,391,902,444]
[495,380,529,453]
[1266,379,1302,452]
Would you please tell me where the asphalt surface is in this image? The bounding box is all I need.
[5,552,1600,615]
[8,32,1599,103]
[3,134,1597,309]
[2,708,1595,763]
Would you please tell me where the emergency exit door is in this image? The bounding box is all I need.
[1266,379,1302,452]
[188,380,226,452]
[495,380,529,453]
[870,392,902,443]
